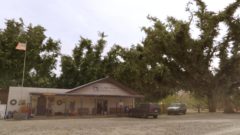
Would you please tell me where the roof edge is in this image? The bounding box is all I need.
[67,77,143,97]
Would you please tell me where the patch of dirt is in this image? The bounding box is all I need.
[1,113,240,135]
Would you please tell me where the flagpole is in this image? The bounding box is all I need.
[21,42,27,87]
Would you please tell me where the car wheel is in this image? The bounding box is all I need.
[179,111,183,115]
[183,110,186,115]
[153,115,158,119]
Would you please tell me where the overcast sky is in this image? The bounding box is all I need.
[0,0,236,56]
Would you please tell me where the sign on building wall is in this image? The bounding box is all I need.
[0,104,6,119]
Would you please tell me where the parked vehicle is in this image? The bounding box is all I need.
[129,103,160,118]
[167,103,187,115]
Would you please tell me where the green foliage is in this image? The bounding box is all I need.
[58,32,107,88]
[141,0,240,112]
[0,19,60,88]
[58,0,240,106]
[102,43,175,101]
[162,92,207,110]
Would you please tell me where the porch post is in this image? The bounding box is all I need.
[116,99,118,115]
[102,96,104,115]
[64,95,68,116]
[94,96,97,115]
[45,95,48,116]
[80,96,83,115]
[132,98,135,108]
[35,95,39,115]
[29,95,32,117]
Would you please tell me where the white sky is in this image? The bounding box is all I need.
[0,0,236,56]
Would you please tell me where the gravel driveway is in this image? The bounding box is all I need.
[1,113,240,135]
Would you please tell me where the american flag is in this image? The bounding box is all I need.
[16,42,27,51]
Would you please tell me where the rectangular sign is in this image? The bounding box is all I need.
[0,104,6,119]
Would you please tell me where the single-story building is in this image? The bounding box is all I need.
[7,77,143,116]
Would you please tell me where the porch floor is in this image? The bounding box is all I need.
[31,114,129,120]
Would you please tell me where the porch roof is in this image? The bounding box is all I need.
[29,77,144,98]
[30,92,143,98]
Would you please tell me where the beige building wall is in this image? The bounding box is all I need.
[51,96,134,115]
[107,97,134,109]
[7,87,68,113]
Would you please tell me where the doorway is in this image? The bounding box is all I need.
[37,95,46,115]
[96,99,108,115]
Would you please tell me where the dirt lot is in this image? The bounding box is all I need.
[1,113,240,135]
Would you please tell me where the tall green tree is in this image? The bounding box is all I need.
[58,32,107,88]
[103,44,176,101]
[141,0,240,112]
[0,19,60,88]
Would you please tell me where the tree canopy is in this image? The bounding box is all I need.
[1,0,240,112]
[0,19,60,88]
[141,0,240,112]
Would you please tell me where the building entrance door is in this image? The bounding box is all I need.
[96,99,108,115]
[37,95,46,115]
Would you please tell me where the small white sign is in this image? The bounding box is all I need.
[0,105,6,119]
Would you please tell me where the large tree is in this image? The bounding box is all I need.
[141,0,240,112]
[103,44,176,101]
[58,33,107,88]
[0,19,60,88]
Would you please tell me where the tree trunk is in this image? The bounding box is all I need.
[223,96,235,113]
[207,94,216,112]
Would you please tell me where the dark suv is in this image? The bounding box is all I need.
[167,103,187,115]
[129,103,160,118]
